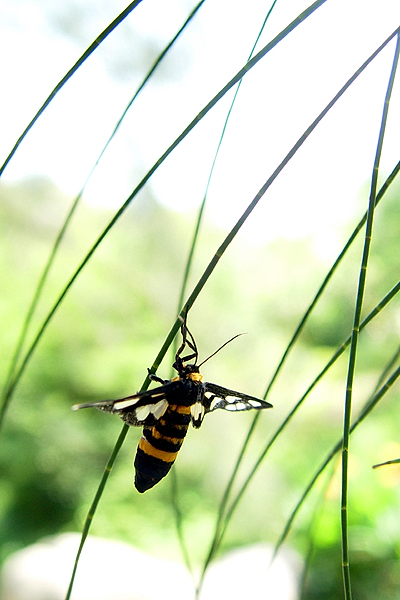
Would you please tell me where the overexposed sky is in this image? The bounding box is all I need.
[1,0,399,254]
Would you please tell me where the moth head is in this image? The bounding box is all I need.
[173,357,201,379]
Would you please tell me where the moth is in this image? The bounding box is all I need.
[73,316,272,492]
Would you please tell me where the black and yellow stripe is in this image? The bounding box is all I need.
[134,404,191,493]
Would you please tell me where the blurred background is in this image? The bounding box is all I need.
[1,0,400,598]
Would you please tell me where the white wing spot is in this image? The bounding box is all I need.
[210,398,220,411]
[135,405,152,421]
[249,399,261,408]
[152,399,168,419]
[114,398,141,410]
[226,396,239,403]
[226,402,247,411]
[135,399,168,422]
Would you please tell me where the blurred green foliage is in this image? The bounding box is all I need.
[1,175,400,598]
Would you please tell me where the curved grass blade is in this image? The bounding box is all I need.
[199,273,400,578]
[373,457,400,468]
[197,157,400,591]
[65,423,129,600]
[197,29,400,585]
[1,0,207,423]
[368,347,400,469]
[170,0,279,571]
[273,348,400,565]
[299,464,336,600]
[65,5,338,587]
[66,151,289,596]
[340,33,400,600]
[64,130,310,597]
[261,152,400,404]
[175,0,280,322]
[216,289,400,578]
[170,468,194,577]
[0,0,143,178]
[0,0,329,427]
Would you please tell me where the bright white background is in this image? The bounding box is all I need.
[0,0,399,255]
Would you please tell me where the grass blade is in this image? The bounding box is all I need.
[1,0,207,424]
[198,30,400,583]
[299,465,336,600]
[0,0,143,178]
[200,275,400,575]
[340,33,400,600]
[171,0,279,571]
[273,347,400,564]
[64,6,337,588]
[212,306,400,572]
[0,0,329,426]
[175,0,280,320]
[197,157,400,586]
[65,424,129,600]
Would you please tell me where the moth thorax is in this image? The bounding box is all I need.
[187,371,203,382]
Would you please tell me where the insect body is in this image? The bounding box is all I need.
[73,317,272,492]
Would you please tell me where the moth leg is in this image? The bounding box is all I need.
[181,351,197,363]
[176,308,198,363]
[147,369,168,385]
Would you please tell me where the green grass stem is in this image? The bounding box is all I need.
[199,278,400,582]
[0,0,143,178]
[0,0,328,428]
[273,350,400,565]
[197,31,400,586]
[0,0,206,425]
[171,0,278,569]
[340,33,400,600]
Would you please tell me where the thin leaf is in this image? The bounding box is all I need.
[341,33,400,600]
[198,28,400,582]
[0,0,143,178]
[171,0,279,572]
[202,277,400,571]
[273,348,400,562]
[0,0,329,427]
[1,0,206,425]
[65,424,129,600]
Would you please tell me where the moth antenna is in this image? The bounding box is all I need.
[198,333,246,368]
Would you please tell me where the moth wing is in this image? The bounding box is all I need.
[72,380,182,426]
[204,382,272,413]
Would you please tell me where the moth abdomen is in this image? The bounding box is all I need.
[134,447,175,493]
[134,404,191,493]
[155,420,188,439]
[145,428,184,454]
